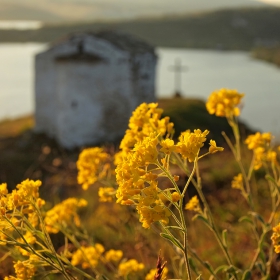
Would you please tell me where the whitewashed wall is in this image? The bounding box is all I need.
[35,34,156,148]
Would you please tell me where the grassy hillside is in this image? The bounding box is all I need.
[1,7,280,50]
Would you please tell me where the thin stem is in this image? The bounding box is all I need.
[156,159,192,280]
[4,216,71,279]
[194,160,234,270]
[222,131,254,211]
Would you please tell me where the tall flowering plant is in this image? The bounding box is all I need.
[111,103,225,279]
[205,89,280,279]
[1,88,280,280]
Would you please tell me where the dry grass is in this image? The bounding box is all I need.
[0,115,34,138]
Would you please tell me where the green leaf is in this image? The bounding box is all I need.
[43,251,60,265]
[160,233,184,251]
[192,214,209,225]
[222,229,228,248]
[265,175,277,185]
[238,216,254,225]
[241,270,251,280]
[196,275,202,280]
[203,261,215,274]
[214,265,229,274]
[33,230,46,241]
[164,226,185,232]
[249,212,266,225]
[224,265,239,274]
[189,257,199,275]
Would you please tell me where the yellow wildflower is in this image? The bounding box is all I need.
[176,129,209,162]
[206,88,244,117]
[71,244,105,269]
[253,147,266,170]
[231,173,244,191]
[115,134,160,206]
[245,132,280,169]
[160,139,176,155]
[171,192,181,202]
[114,151,125,166]
[145,267,168,280]
[44,198,87,234]
[98,187,116,202]
[139,182,159,206]
[271,224,280,253]
[13,260,36,280]
[8,179,43,208]
[104,249,123,263]
[118,259,145,277]
[245,132,272,150]
[133,132,159,166]
[0,183,8,195]
[185,195,201,212]
[120,103,174,152]
[137,204,171,228]
[77,147,109,190]
[209,140,224,154]
[267,150,278,165]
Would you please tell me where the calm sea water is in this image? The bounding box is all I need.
[0,44,280,138]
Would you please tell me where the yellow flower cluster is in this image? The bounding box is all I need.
[120,103,174,153]
[0,180,43,213]
[98,187,116,202]
[176,129,209,162]
[185,196,202,213]
[245,132,272,150]
[271,224,280,253]
[77,147,110,190]
[118,259,145,277]
[4,260,36,280]
[145,267,168,280]
[44,198,87,234]
[0,180,45,244]
[116,140,171,228]
[209,140,224,154]
[231,173,244,191]
[115,103,223,228]
[104,249,123,263]
[71,244,105,269]
[206,88,244,118]
[116,134,159,206]
[137,202,172,229]
[245,132,278,170]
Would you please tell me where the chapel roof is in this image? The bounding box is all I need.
[52,30,156,55]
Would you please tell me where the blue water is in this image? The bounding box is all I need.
[0,44,280,138]
[156,48,280,138]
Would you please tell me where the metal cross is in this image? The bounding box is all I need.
[169,58,188,97]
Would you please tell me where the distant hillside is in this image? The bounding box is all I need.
[0,3,63,22]
[1,7,280,50]
[0,0,268,23]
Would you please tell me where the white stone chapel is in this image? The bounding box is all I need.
[35,31,157,148]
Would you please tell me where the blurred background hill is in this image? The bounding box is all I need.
[0,5,279,52]
[0,0,271,22]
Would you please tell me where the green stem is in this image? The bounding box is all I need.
[156,159,193,280]
[32,201,73,280]
[194,160,235,271]
[4,216,71,279]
